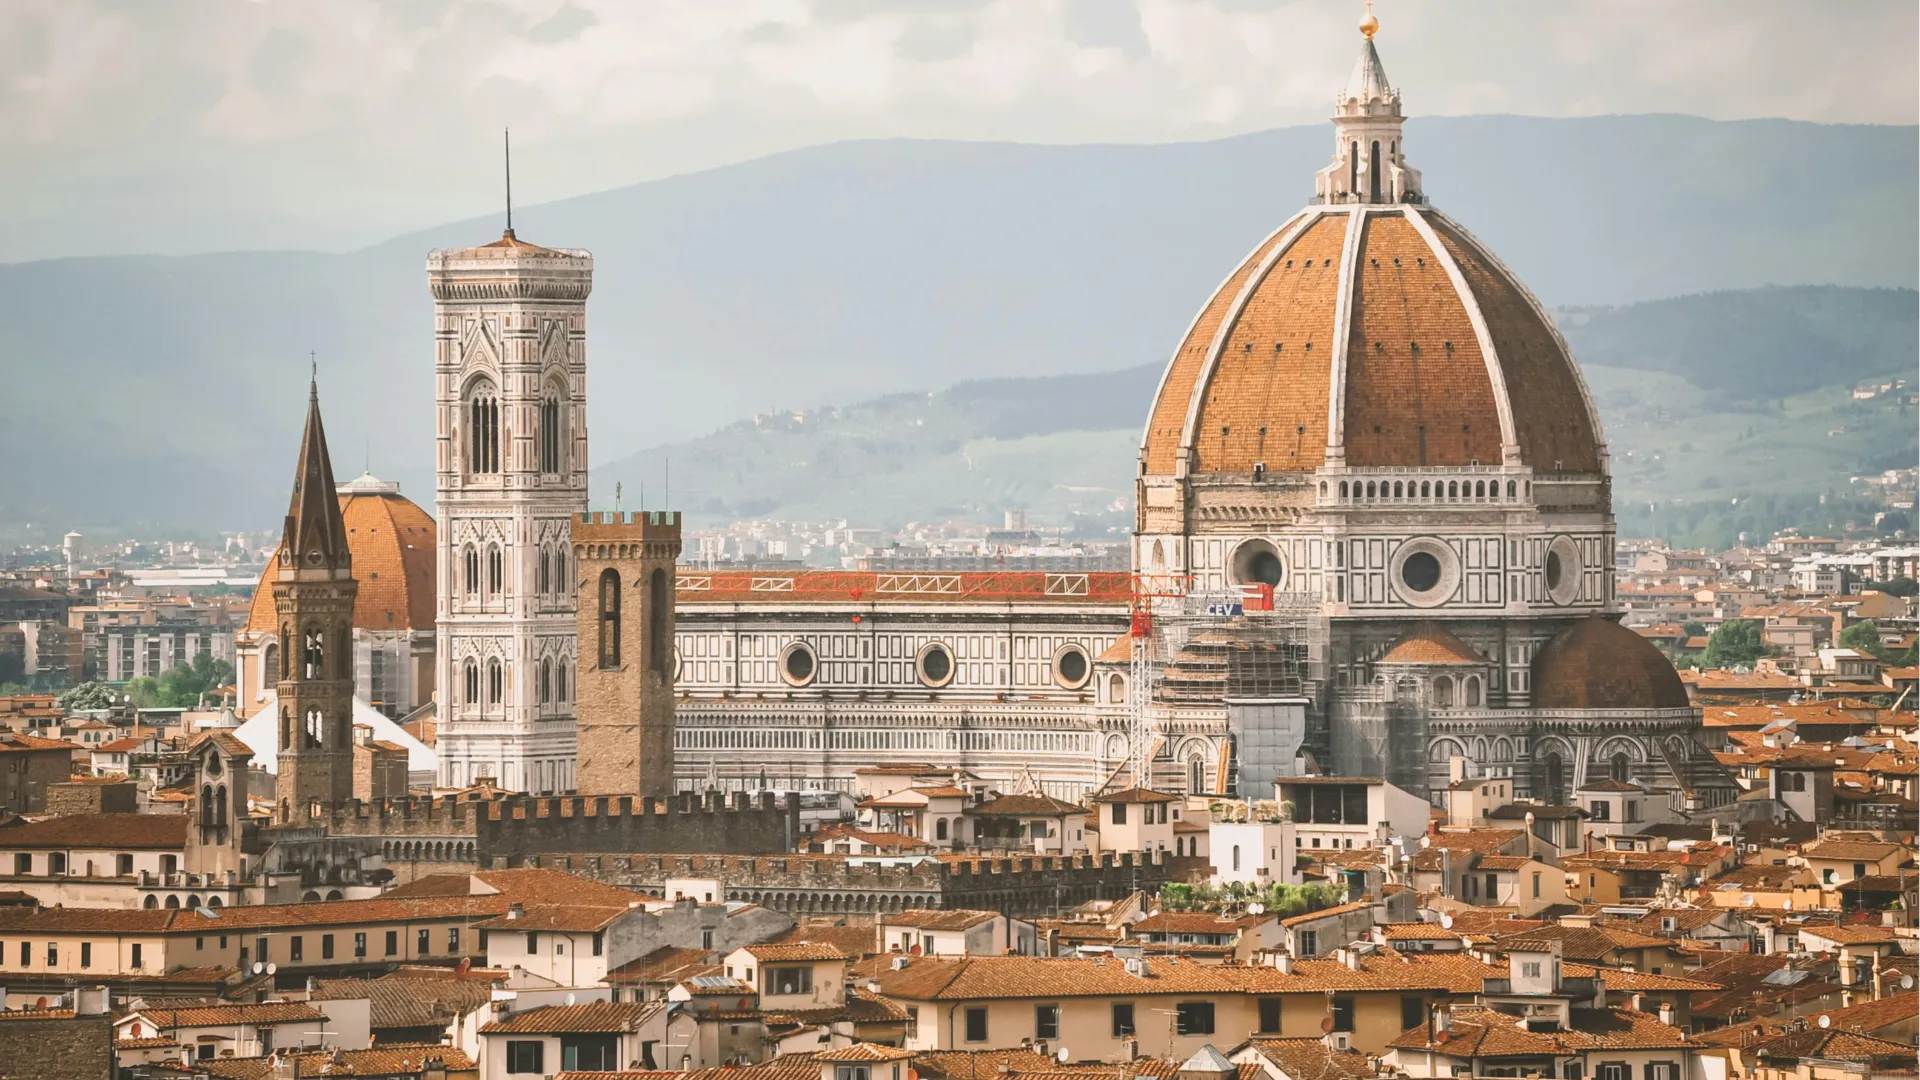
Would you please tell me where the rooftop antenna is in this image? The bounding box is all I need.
[504,128,514,237]
[309,349,317,384]
[664,457,671,512]
[614,481,623,513]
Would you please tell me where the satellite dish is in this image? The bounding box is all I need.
[1321,1016,1335,1034]
[1818,1016,1831,1029]
[1902,976,1914,990]
[1440,914,1454,929]
[1742,894,1754,907]
[564,992,577,1007]
[252,962,264,975]
[1248,902,1265,915]
[1782,899,1792,911]
[266,963,277,975]
[1056,1048,1070,1063]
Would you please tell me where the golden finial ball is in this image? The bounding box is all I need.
[1359,11,1379,38]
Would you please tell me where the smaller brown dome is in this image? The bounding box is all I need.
[1532,616,1689,711]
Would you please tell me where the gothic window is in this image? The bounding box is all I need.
[304,707,323,749]
[539,659,552,706]
[262,642,279,688]
[214,785,227,826]
[280,708,291,748]
[1369,139,1381,202]
[555,664,569,703]
[466,382,500,475]
[201,784,215,826]
[648,568,670,675]
[1433,677,1454,708]
[539,392,563,474]
[463,660,479,707]
[487,659,503,707]
[1610,752,1630,783]
[303,628,325,680]
[1465,676,1482,707]
[536,547,550,595]
[598,569,621,669]
[464,547,480,599]
[1542,752,1567,805]
[487,546,504,597]
[1188,755,1206,794]
[1348,140,1358,195]
[336,622,351,679]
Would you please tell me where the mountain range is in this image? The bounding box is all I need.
[0,114,1913,537]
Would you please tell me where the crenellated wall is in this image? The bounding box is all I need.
[317,790,799,860]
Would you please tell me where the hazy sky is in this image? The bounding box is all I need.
[6,0,1915,262]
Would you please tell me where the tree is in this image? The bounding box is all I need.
[1864,577,1917,598]
[1681,621,1709,639]
[1838,621,1891,663]
[1701,620,1770,669]
[58,682,117,711]
[124,677,160,709]
[149,652,237,708]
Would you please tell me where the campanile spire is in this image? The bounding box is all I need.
[1314,6,1423,205]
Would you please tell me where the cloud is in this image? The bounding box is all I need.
[0,0,1912,261]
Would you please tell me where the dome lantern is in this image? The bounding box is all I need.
[1315,16,1423,205]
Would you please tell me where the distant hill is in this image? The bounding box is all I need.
[0,116,1913,535]
[595,286,1920,543]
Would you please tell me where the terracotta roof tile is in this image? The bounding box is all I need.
[482,1000,662,1034]
[245,489,436,634]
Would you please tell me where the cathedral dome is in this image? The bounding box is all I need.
[1139,34,1604,482]
[1530,616,1690,711]
[246,477,436,634]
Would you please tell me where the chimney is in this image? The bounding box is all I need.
[1276,953,1294,975]
[1433,1005,1452,1036]
[1631,993,1644,1013]
[507,902,524,920]
[1659,1002,1674,1027]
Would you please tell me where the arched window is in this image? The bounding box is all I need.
[463,660,479,707]
[262,642,280,689]
[648,568,670,675]
[303,627,325,680]
[539,391,563,474]
[143,894,158,909]
[555,664,568,703]
[1348,140,1359,197]
[1542,752,1567,804]
[1465,677,1482,707]
[466,382,500,474]
[487,659,504,706]
[1420,481,1431,497]
[598,569,621,669]
[279,708,291,749]
[1369,139,1381,202]
[464,547,480,599]
[1610,752,1630,783]
[214,785,227,826]
[1338,481,1349,499]
[1366,481,1376,499]
[539,659,552,706]
[304,707,323,748]
[1448,481,1459,498]
[1188,755,1206,794]
[487,546,504,597]
[1507,480,1517,498]
[1433,677,1454,708]
[1232,845,1241,871]
[935,818,949,841]
[201,784,215,826]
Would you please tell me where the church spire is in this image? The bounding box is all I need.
[281,377,352,576]
[1314,4,1423,206]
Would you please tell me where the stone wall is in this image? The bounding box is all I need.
[45,779,137,818]
[503,849,1201,918]
[0,1013,112,1079]
[320,790,800,860]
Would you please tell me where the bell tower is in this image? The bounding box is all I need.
[573,511,682,799]
[428,228,594,794]
[274,380,358,820]
[1314,6,1423,205]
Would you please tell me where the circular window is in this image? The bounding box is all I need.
[1053,645,1091,689]
[780,643,817,687]
[1401,553,1441,593]
[1544,535,1583,606]
[1390,538,1460,609]
[916,643,955,688]
[1230,539,1285,588]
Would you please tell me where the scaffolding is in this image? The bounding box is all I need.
[1331,680,1433,801]
[1125,579,1330,794]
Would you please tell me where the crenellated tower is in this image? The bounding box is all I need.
[428,228,594,794]
[573,511,683,799]
[274,381,358,819]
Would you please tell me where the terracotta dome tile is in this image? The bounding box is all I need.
[246,490,437,634]
[1532,616,1689,711]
